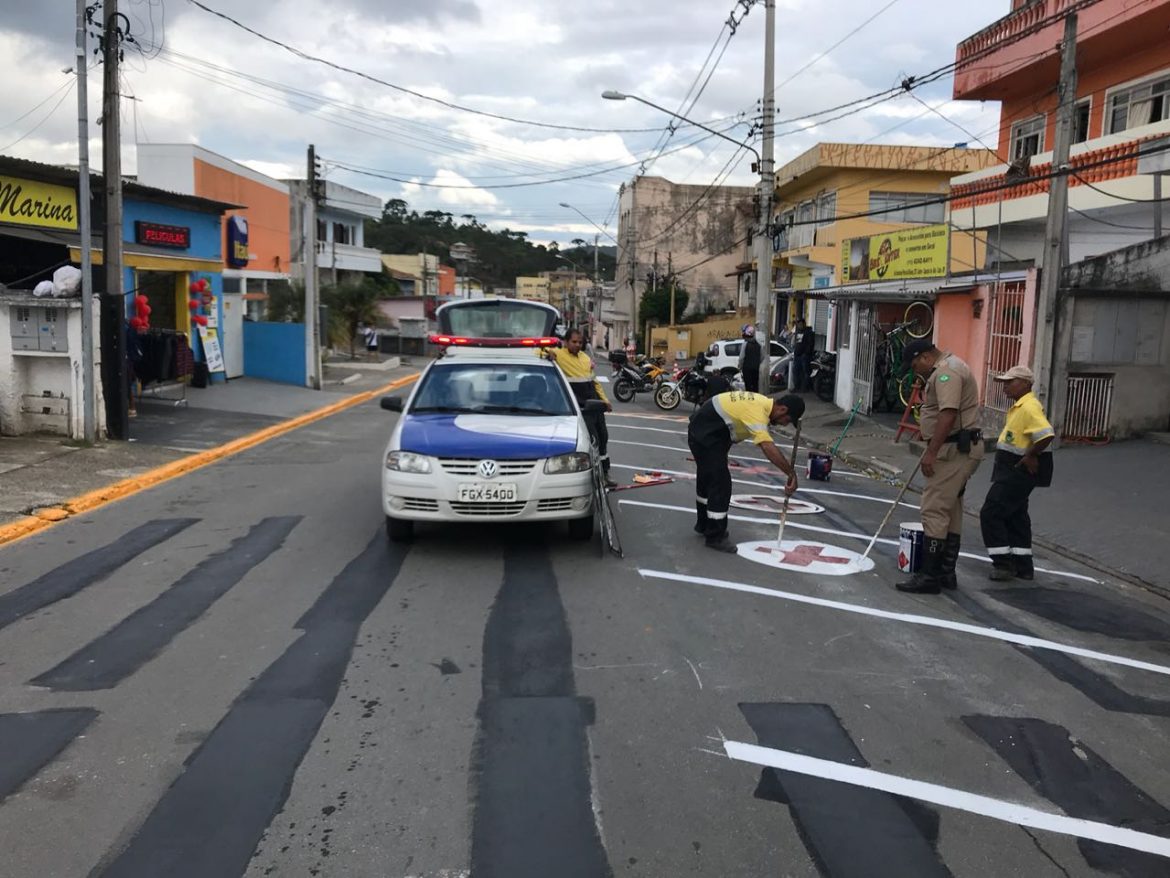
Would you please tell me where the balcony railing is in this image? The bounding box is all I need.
[956,0,1095,68]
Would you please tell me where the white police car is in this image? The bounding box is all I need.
[380,299,599,542]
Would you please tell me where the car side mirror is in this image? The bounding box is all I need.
[582,400,607,414]
[380,396,404,412]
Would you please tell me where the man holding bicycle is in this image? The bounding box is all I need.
[897,340,984,594]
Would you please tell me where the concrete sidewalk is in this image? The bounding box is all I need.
[0,364,421,531]
[777,395,1170,595]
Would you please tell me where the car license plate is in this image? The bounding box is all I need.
[457,482,518,502]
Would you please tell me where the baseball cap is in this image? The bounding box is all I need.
[901,338,934,368]
[994,365,1035,382]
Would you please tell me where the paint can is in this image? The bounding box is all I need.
[898,522,924,573]
[807,451,832,482]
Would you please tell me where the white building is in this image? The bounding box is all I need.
[288,180,383,283]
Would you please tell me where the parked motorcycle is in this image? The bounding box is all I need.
[654,354,713,411]
[809,350,837,402]
[612,359,665,402]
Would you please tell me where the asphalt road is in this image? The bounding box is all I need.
[2,389,1170,877]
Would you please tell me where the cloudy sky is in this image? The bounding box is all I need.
[1,0,1007,245]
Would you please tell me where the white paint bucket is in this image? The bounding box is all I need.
[898,522,924,573]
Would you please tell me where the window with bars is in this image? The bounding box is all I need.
[1009,115,1045,160]
[867,191,944,224]
[1107,73,1170,134]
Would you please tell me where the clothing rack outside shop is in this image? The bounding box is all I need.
[136,328,195,407]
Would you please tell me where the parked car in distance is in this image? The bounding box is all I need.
[705,338,791,378]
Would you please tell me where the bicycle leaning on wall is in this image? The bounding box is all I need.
[871,300,933,414]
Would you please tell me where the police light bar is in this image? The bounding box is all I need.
[429,334,560,348]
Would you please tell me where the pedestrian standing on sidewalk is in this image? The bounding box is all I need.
[980,365,1054,581]
[897,340,984,594]
[547,328,617,488]
[688,391,803,553]
[793,319,815,392]
[737,324,762,392]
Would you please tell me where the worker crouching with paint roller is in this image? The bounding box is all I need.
[688,392,804,553]
[897,340,984,594]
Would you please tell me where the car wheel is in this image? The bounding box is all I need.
[385,516,414,542]
[568,513,594,540]
[613,379,635,403]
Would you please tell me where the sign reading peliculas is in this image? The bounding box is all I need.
[841,224,948,284]
[0,175,78,230]
[135,221,191,249]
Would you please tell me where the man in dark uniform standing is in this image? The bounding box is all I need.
[689,391,804,553]
[737,325,762,392]
[897,340,984,594]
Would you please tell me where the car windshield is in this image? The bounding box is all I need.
[439,301,556,339]
[411,363,575,416]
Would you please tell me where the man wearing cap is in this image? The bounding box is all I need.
[688,392,804,553]
[737,324,762,392]
[897,340,985,594]
[980,365,1054,580]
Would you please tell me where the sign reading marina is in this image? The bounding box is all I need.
[842,224,948,283]
[0,175,78,231]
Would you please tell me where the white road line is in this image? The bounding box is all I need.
[610,464,919,509]
[607,412,688,423]
[639,568,1167,677]
[723,741,1170,859]
[608,424,690,437]
[620,499,1100,584]
[609,439,870,478]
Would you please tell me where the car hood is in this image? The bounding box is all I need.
[398,413,582,459]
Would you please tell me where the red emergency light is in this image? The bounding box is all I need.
[429,334,561,348]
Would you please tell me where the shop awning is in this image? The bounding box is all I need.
[803,276,982,303]
[0,223,222,273]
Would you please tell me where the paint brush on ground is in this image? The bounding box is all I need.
[861,447,927,560]
[774,423,803,551]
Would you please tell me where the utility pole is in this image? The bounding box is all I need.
[102,0,127,440]
[1033,13,1077,420]
[76,0,95,443]
[668,251,675,325]
[651,249,659,351]
[593,233,601,333]
[305,144,322,389]
[629,179,638,348]
[755,0,777,395]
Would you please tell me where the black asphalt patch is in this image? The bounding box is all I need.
[986,586,1170,642]
[947,590,1170,717]
[0,518,198,631]
[469,542,612,878]
[0,709,98,802]
[964,715,1170,876]
[33,517,301,691]
[93,531,408,878]
[741,702,952,878]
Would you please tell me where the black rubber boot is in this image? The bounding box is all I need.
[988,558,1016,581]
[897,537,945,594]
[1014,553,1035,581]
[694,502,708,535]
[941,533,961,590]
[704,518,737,553]
[603,459,617,489]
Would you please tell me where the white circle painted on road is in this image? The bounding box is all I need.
[729,494,824,515]
[737,540,875,576]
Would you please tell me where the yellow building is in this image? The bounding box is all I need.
[771,143,999,323]
[515,276,550,303]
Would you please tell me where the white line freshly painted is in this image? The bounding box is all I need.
[608,423,689,437]
[609,439,870,479]
[610,464,919,509]
[638,568,1170,678]
[619,499,1100,584]
[723,741,1170,859]
[606,412,688,423]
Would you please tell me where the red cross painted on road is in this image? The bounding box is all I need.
[755,544,851,567]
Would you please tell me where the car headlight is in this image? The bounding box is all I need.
[544,452,591,474]
[385,451,432,473]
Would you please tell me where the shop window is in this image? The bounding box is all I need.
[1107,72,1170,134]
[1009,115,1045,160]
[1073,99,1091,144]
[836,301,852,349]
[868,191,944,224]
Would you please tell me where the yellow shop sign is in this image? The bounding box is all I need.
[0,174,79,231]
[841,224,948,283]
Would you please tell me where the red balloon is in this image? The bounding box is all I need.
[129,316,145,330]
[135,294,148,307]
[197,278,210,292]
[189,282,201,294]
[193,315,208,327]
[188,299,201,311]
[141,305,151,316]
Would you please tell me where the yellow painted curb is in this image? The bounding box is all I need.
[0,373,419,549]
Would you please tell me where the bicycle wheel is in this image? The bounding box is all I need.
[903,301,934,338]
[897,371,920,409]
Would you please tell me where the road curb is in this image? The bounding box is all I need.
[0,373,419,550]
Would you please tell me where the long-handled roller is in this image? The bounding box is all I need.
[775,424,803,549]
[860,446,928,560]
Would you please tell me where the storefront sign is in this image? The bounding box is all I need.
[841,224,948,283]
[0,174,78,230]
[135,221,191,249]
[197,325,225,373]
[226,215,249,267]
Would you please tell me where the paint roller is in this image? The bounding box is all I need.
[774,423,802,550]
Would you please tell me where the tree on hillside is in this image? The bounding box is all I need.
[638,272,688,328]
